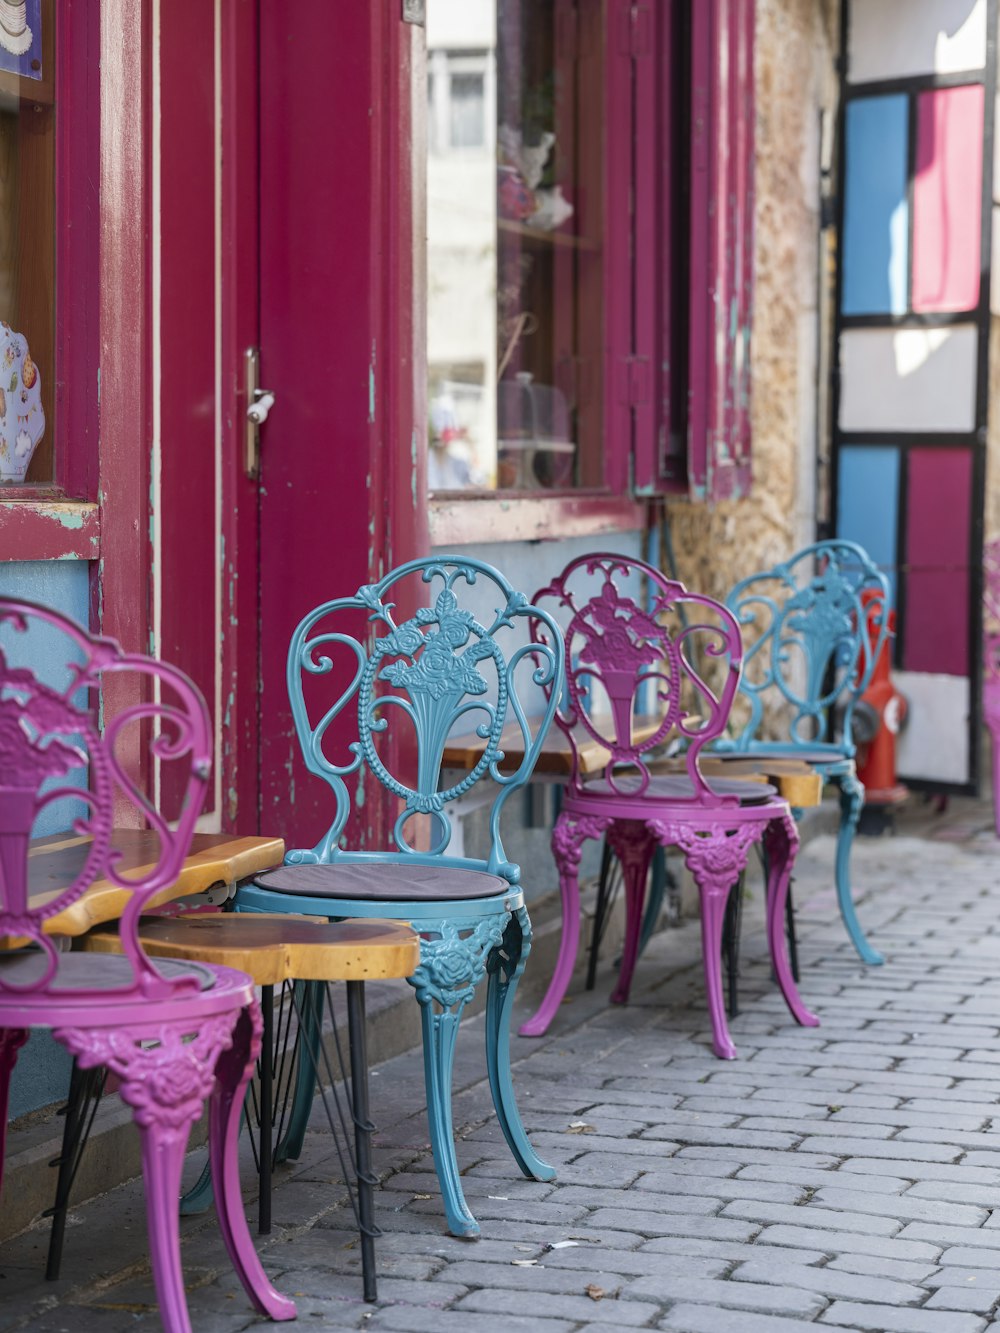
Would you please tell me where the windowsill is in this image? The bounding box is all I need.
[0,497,99,561]
[429,491,648,547]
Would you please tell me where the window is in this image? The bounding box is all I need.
[425,0,757,508]
[427,3,606,495]
[0,0,53,488]
[428,51,492,155]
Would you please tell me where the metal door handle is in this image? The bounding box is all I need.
[247,391,275,425]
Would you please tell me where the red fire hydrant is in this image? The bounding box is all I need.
[852,594,908,805]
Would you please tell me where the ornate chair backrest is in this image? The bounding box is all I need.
[533,554,744,805]
[285,557,564,879]
[724,540,891,754]
[0,599,212,999]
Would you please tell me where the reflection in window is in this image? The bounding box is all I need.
[426,0,604,494]
[0,0,52,487]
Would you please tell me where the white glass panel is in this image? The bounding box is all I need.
[895,671,970,784]
[848,0,986,83]
[839,326,978,433]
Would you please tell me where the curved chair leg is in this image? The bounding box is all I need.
[763,813,820,1031]
[210,1005,296,1322]
[669,828,756,1060]
[410,911,509,1238]
[519,811,610,1038]
[835,769,884,965]
[607,821,656,1006]
[485,906,555,1183]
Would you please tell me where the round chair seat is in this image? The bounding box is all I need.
[581,773,778,804]
[0,949,217,992]
[255,861,509,903]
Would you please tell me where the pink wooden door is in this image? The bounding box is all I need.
[254,2,426,849]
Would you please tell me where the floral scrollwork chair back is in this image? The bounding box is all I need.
[531,553,744,804]
[284,557,565,876]
[0,598,212,998]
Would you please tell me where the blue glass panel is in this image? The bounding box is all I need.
[842,96,909,316]
[836,446,900,605]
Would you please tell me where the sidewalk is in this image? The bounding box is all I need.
[4,798,1000,1331]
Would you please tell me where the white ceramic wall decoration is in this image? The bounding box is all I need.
[0,323,44,483]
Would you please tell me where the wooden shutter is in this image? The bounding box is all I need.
[687,0,755,501]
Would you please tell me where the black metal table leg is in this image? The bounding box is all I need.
[586,842,615,990]
[721,871,745,1020]
[347,980,377,1303]
[45,1060,106,1280]
[786,878,799,983]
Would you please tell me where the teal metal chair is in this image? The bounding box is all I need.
[234,557,564,1237]
[717,540,892,964]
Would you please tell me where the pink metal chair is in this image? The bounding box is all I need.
[0,599,294,1333]
[518,554,819,1059]
[984,539,1000,836]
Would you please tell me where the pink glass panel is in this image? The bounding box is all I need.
[912,85,984,313]
[903,447,973,676]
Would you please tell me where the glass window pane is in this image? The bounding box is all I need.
[0,0,53,486]
[426,0,605,494]
[449,71,485,148]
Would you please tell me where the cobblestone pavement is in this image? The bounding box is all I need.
[5,804,1000,1331]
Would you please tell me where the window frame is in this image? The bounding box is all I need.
[0,0,101,560]
[428,0,757,544]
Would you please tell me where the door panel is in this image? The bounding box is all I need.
[257,2,424,850]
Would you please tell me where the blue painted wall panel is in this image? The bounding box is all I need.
[836,445,900,605]
[842,95,910,316]
[0,561,89,1120]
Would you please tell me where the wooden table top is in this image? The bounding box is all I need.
[24,830,285,938]
[442,714,663,778]
[84,914,420,985]
[441,718,823,808]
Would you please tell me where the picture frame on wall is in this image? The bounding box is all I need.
[0,1,42,81]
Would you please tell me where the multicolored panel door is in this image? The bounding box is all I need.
[834,0,994,792]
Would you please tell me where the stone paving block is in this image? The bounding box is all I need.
[622,1274,826,1317]
[733,1255,925,1304]
[836,1106,990,1133]
[674,1145,842,1170]
[926,1287,1000,1314]
[640,1236,828,1265]
[840,1159,1000,1186]
[540,1247,729,1280]
[657,1303,828,1332]
[553,1186,719,1217]
[739,1163,906,1193]
[927,1270,1000,1290]
[825,1253,940,1282]
[585,1210,760,1240]
[753,1223,941,1261]
[797,1136,963,1162]
[818,1298,988,1331]
[900,1224,1000,1251]
[720,1199,902,1235]
[635,1172,807,1205]
[640,1124,802,1149]
[454,1287,660,1324]
[366,1309,576,1332]
[813,1187,988,1227]
[940,1249,1000,1269]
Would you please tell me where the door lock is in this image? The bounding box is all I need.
[244,348,275,478]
